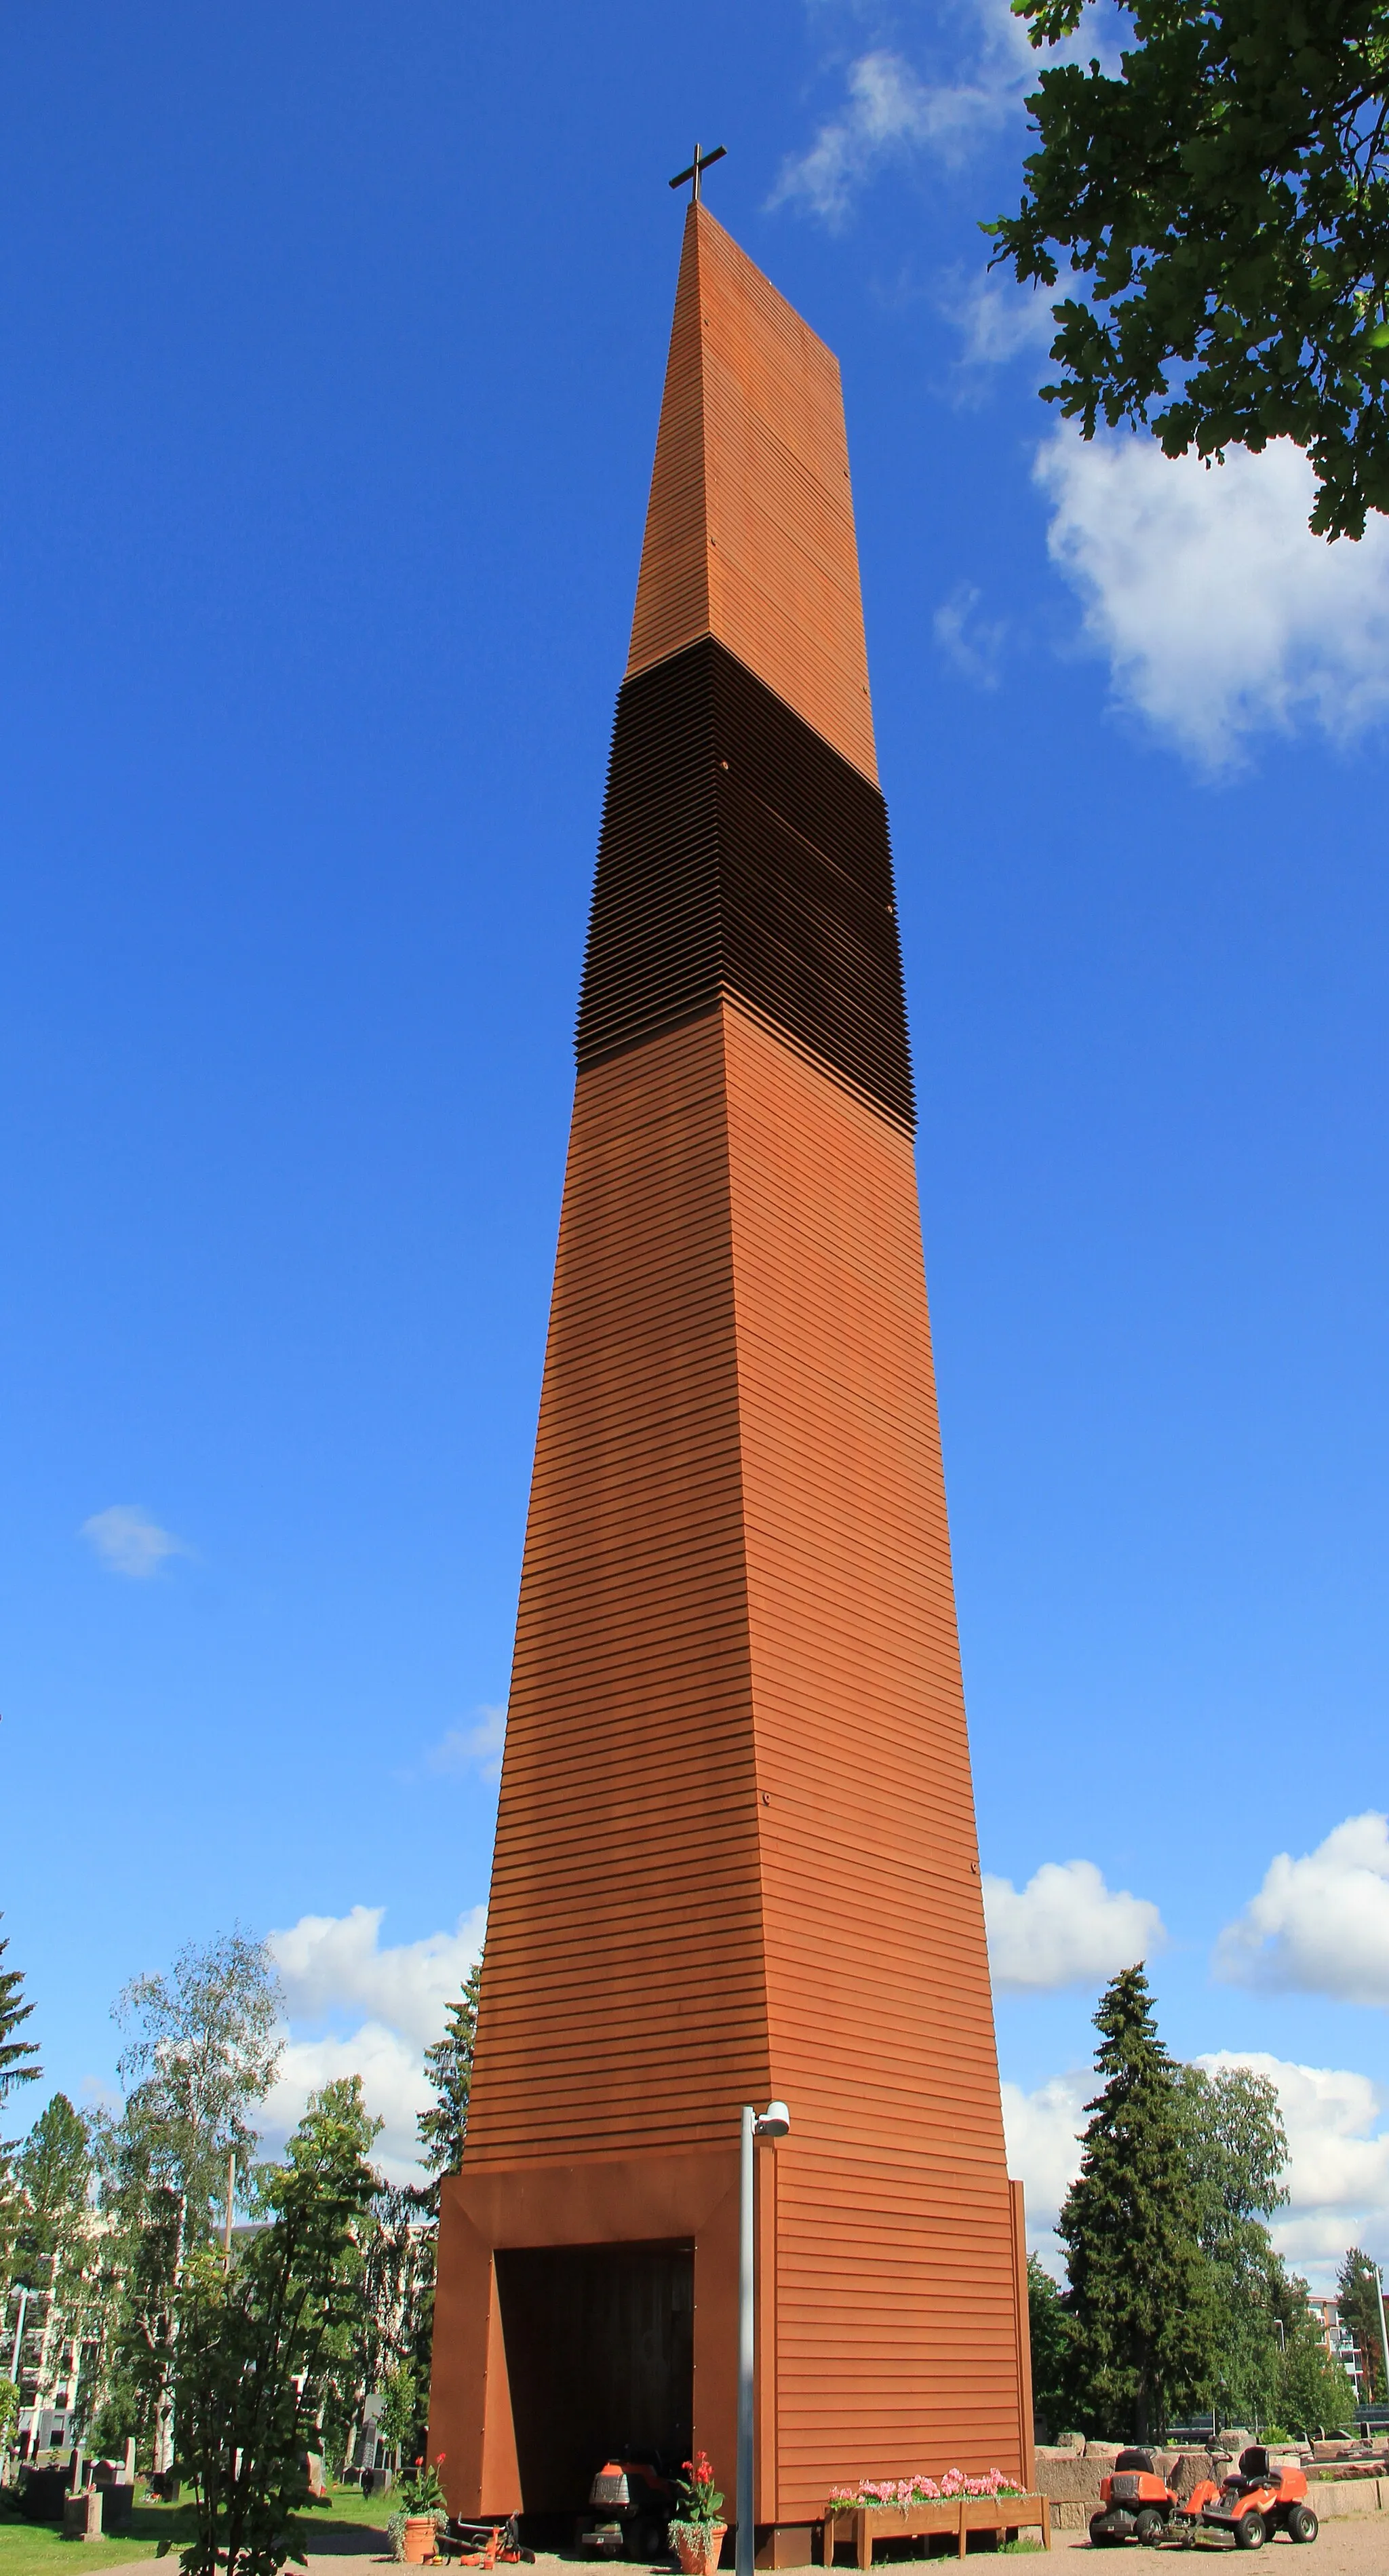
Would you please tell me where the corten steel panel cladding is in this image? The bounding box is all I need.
[429,203,1030,2533]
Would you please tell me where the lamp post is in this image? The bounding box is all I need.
[737,2102,789,2576]
[1375,2267,1389,2415]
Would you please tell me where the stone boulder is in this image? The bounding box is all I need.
[1163,2451,1219,2502]
[1030,2448,1108,2531]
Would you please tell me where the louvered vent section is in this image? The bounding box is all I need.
[576,637,915,1132]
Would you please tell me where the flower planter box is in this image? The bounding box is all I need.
[822,2494,1051,2567]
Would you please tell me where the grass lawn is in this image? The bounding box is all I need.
[0,2484,389,2576]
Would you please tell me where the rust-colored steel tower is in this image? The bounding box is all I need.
[429,204,1032,2556]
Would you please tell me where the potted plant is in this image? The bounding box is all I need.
[669,2451,726,2576]
[397,2453,448,2564]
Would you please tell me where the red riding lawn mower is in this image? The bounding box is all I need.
[1091,2451,1185,2546]
[1089,2445,1320,2550]
[1181,2447,1320,2550]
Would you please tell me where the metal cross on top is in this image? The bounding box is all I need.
[669,142,726,202]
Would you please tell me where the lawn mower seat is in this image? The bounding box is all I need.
[1237,2450,1272,2484]
[1113,2451,1155,2475]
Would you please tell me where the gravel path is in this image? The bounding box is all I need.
[108,2524,1389,2576]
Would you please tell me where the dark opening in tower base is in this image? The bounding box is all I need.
[494,2240,695,2520]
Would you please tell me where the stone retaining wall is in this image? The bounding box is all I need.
[1310,2478,1388,2517]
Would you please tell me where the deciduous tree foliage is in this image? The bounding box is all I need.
[988,0,1389,536]
[1178,2063,1288,2428]
[1026,2252,1075,2436]
[113,1930,282,2240]
[105,1931,283,2472]
[1276,2290,1358,2436]
[1058,1965,1217,2440]
[171,2083,379,2576]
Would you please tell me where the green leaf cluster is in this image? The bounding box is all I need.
[1275,2303,1358,2436]
[112,1930,283,2242]
[987,0,1389,536]
[376,2360,419,2461]
[397,2456,448,2514]
[1025,2253,1074,2436]
[169,2080,381,2576]
[1177,2061,1289,2427]
[98,1930,284,2470]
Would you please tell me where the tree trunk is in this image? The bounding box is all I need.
[153,2192,186,2477]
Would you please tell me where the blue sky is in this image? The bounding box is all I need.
[2,1,1386,2282]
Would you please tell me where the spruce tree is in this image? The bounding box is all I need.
[0,1917,41,2280]
[1336,2247,1387,2405]
[1058,1965,1216,2442]
[0,1916,41,2113]
[416,1955,482,2182]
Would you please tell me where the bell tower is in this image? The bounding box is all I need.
[428,204,1032,2555]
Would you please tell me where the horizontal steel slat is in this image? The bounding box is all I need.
[574,637,913,1127]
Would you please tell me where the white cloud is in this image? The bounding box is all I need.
[82,1504,189,1579]
[934,581,1008,687]
[268,1902,486,2052]
[262,1901,488,2185]
[1198,2052,1389,2283]
[949,267,1061,372]
[1214,1812,1389,2005]
[424,1706,507,1786]
[1002,2068,1089,2255]
[1003,2050,1389,2287]
[984,1857,1165,1991]
[771,0,1112,225]
[771,45,1010,225]
[260,2021,432,2186]
[1036,427,1389,766]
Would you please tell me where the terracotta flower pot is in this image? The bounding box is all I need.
[672,2521,726,2575]
[402,2514,437,2564]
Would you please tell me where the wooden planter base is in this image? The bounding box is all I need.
[823,2496,1051,2567]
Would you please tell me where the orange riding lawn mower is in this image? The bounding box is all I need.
[576,2453,679,2558]
[1090,2446,1320,2550]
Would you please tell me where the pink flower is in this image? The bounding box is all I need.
[827,2468,1021,2516]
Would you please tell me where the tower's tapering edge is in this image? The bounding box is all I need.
[628,203,878,785]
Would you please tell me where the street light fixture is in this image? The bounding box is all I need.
[737,2104,790,2576]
